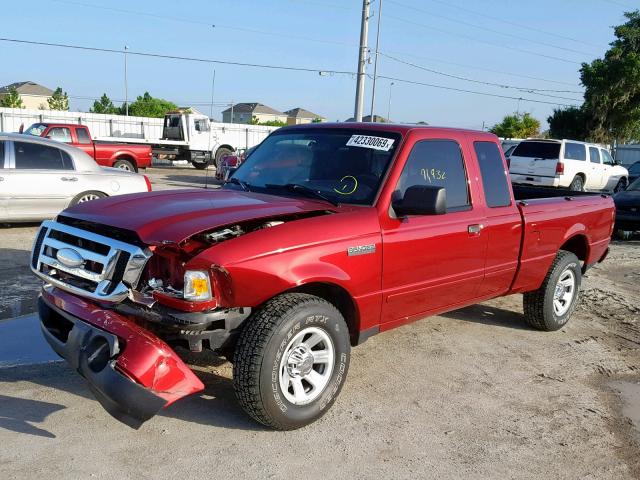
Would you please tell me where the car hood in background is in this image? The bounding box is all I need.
[614,189,640,208]
[61,188,337,245]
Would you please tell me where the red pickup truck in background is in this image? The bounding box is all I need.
[23,123,152,171]
[31,123,614,430]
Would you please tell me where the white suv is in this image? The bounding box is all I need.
[509,139,629,192]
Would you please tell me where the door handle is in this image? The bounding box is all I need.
[468,224,484,235]
[61,177,78,182]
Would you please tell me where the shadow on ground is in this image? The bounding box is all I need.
[442,303,530,331]
[0,351,264,436]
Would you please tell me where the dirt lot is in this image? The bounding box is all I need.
[0,167,638,479]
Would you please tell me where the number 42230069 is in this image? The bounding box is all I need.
[421,168,446,182]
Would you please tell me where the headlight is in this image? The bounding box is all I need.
[183,270,212,301]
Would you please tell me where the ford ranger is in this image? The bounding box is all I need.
[31,123,614,430]
[23,123,153,171]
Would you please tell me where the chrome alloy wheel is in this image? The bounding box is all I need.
[77,193,101,203]
[553,268,576,316]
[278,327,334,405]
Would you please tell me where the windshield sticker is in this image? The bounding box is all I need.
[333,175,359,195]
[346,135,395,151]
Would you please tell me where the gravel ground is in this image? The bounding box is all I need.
[0,167,638,479]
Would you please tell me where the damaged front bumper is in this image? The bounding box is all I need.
[38,286,204,428]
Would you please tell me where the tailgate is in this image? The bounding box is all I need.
[509,141,561,177]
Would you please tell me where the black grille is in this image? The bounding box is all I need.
[106,251,131,294]
[32,227,48,268]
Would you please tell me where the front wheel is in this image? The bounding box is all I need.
[233,293,351,430]
[70,191,107,205]
[523,250,582,331]
[613,178,627,193]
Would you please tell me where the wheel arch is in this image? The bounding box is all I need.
[215,144,235,157]
[112,154,137,170]
[559,233,590,271]
[285,282,361,346]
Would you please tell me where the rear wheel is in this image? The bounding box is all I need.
[523,250,582,331]
[113,159,136,172]
[569,175,584,191]
[215,147,234,171]
[233,293,350,430]
[70,191,107,205]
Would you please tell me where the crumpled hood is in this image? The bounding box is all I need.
[61,188,335,245]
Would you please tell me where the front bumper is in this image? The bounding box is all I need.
[38,286,204,428]
[614,211,640,232]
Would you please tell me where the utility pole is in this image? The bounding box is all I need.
[370,0,383,122]
[124,45,129,116]
[354,0,370,122]
[387,81,394,121]
[209,69,216,119]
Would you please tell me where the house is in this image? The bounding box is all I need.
[345,114,389,123]
[0,81,54,109]
[222,103,287,124]
[284,107,325,125]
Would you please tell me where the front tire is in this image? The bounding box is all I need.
[233,293,351,430]
[523,250,582,331]
[192,161,209,170]
[614,177,627,193]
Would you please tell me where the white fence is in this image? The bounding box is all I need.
[0,107,277,151]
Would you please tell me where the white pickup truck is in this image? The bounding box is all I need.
[509,139,629,192]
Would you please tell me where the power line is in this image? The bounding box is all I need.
[420,0,603,49]
[379,52,584,100]
[386,0,598,57]
[382,49,580,87]
[384,13,582,65]
[0,37,357,75]
[1,37,579,108]
[50,0,355,47]
[376,75,580,107]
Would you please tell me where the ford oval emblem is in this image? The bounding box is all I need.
[56,248,85,268]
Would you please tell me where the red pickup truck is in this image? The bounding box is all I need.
[23,123,152,171]
[31,123,614,430]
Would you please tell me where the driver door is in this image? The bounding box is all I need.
[380,136,487,328]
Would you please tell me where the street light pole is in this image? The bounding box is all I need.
[370,0,383,122]
[387,81,394,121]
[124,45,129,116]
[354,0,370,122]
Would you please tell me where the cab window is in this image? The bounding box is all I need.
[76,127,91,144]
[588,146,600,164]
[474,141,511,208]
[396,139,470,212]
[47,127,72,143]
[601,149,616,166]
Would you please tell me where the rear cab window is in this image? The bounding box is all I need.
[511,141,560,159]
[396,139,470,212]
[474,141,511,208]
[564,142,586,161]
[76,127,91,144]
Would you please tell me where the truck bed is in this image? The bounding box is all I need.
[512,184,609,201]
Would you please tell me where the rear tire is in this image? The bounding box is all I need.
[569,175,584,192]
[113,159,136,172]
[523,250,582,331]
[233,293,350,430]
[215,147,234,171]
[70,191,107,205]
[192,161,209,170]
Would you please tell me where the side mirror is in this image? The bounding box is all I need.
[392,185,446,217]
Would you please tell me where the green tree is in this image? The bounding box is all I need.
[581,11,640,144]
[90,93,119,114]
[127,92,177,118]
[249,115,287,127]
[0,86,24,108]
[547,107,588,140]
[489,112,540,138]
[47,87,69,111]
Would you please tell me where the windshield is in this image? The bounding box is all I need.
[226,128,401,205]
[24,123,48,136]
[512,141,560,159]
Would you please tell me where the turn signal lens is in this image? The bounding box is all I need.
[183,271,212,301]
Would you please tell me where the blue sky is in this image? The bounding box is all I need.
[1,0,637,129]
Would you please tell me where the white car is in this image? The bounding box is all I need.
[0,133,152,222]
[509,139,629,192]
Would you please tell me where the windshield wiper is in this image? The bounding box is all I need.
[265,183,338,206]
[224,177,251,191]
